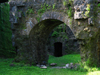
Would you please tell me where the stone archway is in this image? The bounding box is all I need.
[29,19,64,65]
[29,11,76,65]
[9,0,100,66]
[29,10,80,65]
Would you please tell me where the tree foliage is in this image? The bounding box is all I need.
[0,3,15,58]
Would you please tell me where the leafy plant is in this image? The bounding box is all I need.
[86,4,90,11]
[98,3,100,7]
[69,0,72,4]
[26,8,34,14]
[85,11,90,17]
[51,31,59,37]
[52,3,56,9]
[36,3,50,22]
[39,3,50,14]
[67,7,72,17]
[85,4,90,17]
[63,1,67,6]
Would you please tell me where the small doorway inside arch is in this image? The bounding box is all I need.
[54,42,62,57]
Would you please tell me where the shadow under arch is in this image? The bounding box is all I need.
[29,19,76,65]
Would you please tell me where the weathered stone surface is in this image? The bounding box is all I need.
[50,63,57,66]
[63,63,79,69]
[74,0,95,19]
[97,0,100,2]
[40,65,47,69]
[9,0,100,67]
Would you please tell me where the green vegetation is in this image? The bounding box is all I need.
[0,3,15,58]
[98,3,100,7]
[49,54,81,66]
[36,3,51,22]
[63,0,73,18]
[69,0,73,5]
[86,4,91,11]
[63,1,67,6]
[27,3,56,22]
[85,4,90,17]
[52,3,56,9]
[26,8,34,14]
[97,3,100,13]
[51,24,68,39]
[67,7,72,18]
[1,54,100,75]
[0,2,100,75]
[51,31,59,37]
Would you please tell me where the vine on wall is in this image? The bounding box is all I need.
[0,3,15,58]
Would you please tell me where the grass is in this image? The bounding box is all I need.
[48,54,81,66]
[0,54,100,75]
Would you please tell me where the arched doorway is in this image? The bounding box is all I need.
[54,42,62,57]
[29,18,78,64]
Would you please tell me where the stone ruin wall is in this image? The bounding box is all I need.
[9,0,100,66]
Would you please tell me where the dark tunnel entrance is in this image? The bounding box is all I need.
[29,18,80,64]
[54,42,62,57]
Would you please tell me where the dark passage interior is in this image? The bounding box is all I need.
[0,0,8,3]
[54,42,62,57]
